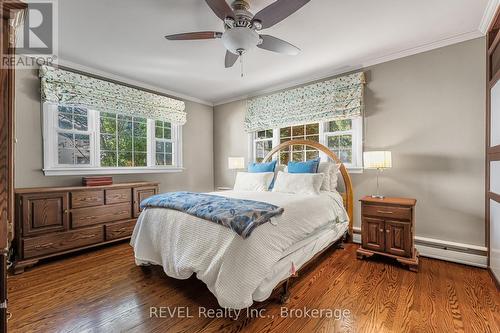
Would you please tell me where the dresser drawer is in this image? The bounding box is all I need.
[23,226,104,259]
[362,204,412,221]
[71,190,104,208]
[106,188,132,205]
[71,203,132,228]
[105,220,136,241]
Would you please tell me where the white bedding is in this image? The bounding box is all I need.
[130,190,349,309]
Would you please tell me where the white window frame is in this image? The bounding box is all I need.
[42,103,184,176]
[249,118,363,173]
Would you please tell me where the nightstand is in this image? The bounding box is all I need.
[356,196,419,272]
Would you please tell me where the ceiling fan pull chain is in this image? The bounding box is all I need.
[240,54,244,78]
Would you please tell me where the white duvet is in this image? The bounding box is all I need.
[130,190,348,309]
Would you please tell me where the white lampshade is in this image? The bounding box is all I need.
[364,151,392,169]
[228,157,245,170]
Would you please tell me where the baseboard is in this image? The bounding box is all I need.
[352,228,488,268]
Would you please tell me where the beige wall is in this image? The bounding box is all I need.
[214,38,486,246]
[15,68,214,193]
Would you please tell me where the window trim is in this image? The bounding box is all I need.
[42,103,184,176]
[249,118,363,173]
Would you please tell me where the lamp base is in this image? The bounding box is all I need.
[370,194,385,199]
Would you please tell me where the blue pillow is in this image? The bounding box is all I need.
[248,160,277,190]
[288,158,320,173]
[248,160,277,173]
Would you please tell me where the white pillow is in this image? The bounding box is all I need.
[317,162,332,191]
[272,171,324,195]
[233,172,274,192]
[330,163,341,190]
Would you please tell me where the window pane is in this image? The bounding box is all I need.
[328,119,352,132]
[118,122,133,151]
[339,135,352,148]
[306,151,319,160]
[118,152,133,167]
[74,134,90,150]
[101,151,117,167]
[135,152,147,167]
[280,138,290,144]
[306,135,319,142]
[292,151,304,162]
[75,150,90,165]
[134,137,147,152]
[134,121,147,137]
[280,127,291,138]
[73,115,88,131]
[155,126,163,139]
[156,153,165,166]
[279,151,290,165]
[164,128,171,140]
[156,141,165,153]
[338,149,352,164]
[165,154,173,166]
[305,123,319,135]
[100,134,116,151]
[58,112,73,130]
[255,140,272,161]
[58,133,74,149]
[155,120,163,128]
[257,130,267,139]
[165,142,173,154]
[58,149,74,164]
[101,111,115,118]
[292,125,304,137]
[100,116,116,134]
[327,136,339,149]
[292,144,304,152]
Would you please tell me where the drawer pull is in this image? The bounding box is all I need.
[386,230,390,233]
[79,234,97,239]
[379,228,384,232]
[377,210,393,214]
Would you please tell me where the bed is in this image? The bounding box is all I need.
[130,140,354,309]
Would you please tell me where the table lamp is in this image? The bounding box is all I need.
[363,151,392,199]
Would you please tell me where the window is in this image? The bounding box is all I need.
[250,118,363,171]
[43,103,183,175]
[155,120,174,166]
[253,129,274,163]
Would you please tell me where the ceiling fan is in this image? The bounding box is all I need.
[165,0,311,70]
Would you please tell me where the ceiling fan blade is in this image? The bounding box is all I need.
[258,35,300,55]
[205,0,235,21]
[225,51,239,68]
[253,0,310,29]
[165,31,222,40]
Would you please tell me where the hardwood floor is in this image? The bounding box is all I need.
[7,242,500,333]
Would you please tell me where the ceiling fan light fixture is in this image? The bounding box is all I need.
[222,27,260,55]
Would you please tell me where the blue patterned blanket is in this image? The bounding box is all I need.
[140,192,284,239]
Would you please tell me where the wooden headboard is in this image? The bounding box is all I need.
[262,139,354,240]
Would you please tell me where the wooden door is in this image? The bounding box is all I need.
[133,186,158,218]
[385,220,411,257]
[21,193,69,237]
[361,217,385,252]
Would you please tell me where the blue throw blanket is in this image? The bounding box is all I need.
[140,192,284,239]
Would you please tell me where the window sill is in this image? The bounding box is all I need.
[43,167,185,176]
[347,167,364,174]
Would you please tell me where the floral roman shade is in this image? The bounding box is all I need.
[39,65,187,125]
[245,72,365,132]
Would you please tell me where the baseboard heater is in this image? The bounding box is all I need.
[352,228,487,268]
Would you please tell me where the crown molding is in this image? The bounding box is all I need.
[56,59,214,107]
[214,30,484,106]
[479,0,499,34]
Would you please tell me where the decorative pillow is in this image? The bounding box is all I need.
[248,160,277,173]
[287,158,320,173]
[272,171,324,195]
[330,163,341,190]
[317,162,332,191]
[233,172,275,192]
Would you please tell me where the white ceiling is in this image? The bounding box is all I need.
[57,0,493,105]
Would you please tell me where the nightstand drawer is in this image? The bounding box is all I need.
[363,204,412,221]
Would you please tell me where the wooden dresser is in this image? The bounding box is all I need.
[13,182,159,273]
[356,196,419,271]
